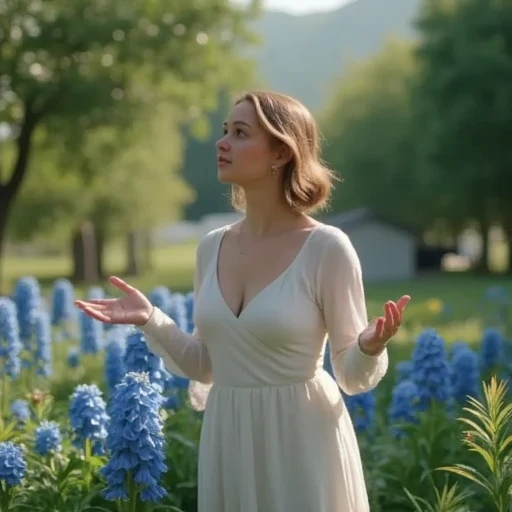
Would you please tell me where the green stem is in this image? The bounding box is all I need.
[83,438,92,492]
[1,482,11,512]
[0,375,8,420]
[128,473,138,512]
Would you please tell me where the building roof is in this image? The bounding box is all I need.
[322,207,417,236]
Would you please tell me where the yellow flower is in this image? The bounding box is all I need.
[425,298,443,314]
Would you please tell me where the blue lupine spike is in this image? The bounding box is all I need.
[35,310,52,377]
[123,329,170,393]
[388,379,421,438]
[101,372,167,503]
[69,384,109,454]
[0,442,26,486]
[35,421,62,456]
[13,276,41,347]
[0,298,22,379]
[411,328,452,409]
[450,346,480,405]
[51,278,75,327]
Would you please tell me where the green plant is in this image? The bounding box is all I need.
[404,480,472,512]
[439,377,512,512]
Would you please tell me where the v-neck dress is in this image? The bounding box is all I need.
[141,223,389,512]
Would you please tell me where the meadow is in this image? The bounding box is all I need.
[1,242,512,511]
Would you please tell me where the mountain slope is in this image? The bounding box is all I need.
[251,0,423,110]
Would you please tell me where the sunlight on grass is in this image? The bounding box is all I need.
[3,239,512,346]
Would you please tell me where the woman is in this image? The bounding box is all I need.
[76,91,410,512]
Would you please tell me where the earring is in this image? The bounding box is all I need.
[271,165,277,175]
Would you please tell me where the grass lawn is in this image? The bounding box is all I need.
[3,240,511,348]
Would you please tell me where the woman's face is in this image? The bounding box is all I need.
[216,100,277,186]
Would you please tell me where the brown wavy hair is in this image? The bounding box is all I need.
[230,91,337,214]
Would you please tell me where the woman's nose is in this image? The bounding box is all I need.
[216,136,230,152]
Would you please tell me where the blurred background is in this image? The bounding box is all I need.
[1,0,511,326]
[2,3,512,510]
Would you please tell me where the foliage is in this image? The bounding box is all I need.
[318,0,512,268]
[1,274,512,511]
[439,377,512,512]
[319,38,429,231]
[0,0,262,279]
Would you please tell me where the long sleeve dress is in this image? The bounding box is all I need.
[140,222,388,512]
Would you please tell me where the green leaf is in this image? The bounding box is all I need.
[438,464,493,495]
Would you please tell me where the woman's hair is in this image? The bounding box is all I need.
[230,90,338,214]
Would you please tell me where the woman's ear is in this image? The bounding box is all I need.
[273,143,293,169]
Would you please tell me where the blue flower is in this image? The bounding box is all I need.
[35,421,62,456]
[388,379,421,437]
[35,310,52,377]
[79,309,103,354]
[323,342,334,379]
[395,361,413,383]
[168,293,188,332]
[51,278,75,327]
[480,328,503,372]
[185,291,195,332]
[165,373,189,390]
[451,346,480,405]
[162,393,181,410]
[101,372,167,503]
[124,330,170,393]
[484,286,509,303]
[148,287,173,316]
[10,399,30,423]
[344,391,375,433]
[0,442,26,486]
[13,276,41,347]
[69,384,109,453]
[105,327,128,395]
[482,287,509,326]
[0,298,22,379]
[450,340,470,357]
[411,328,452,409]
[67,347,80,368]
[87,286,105,299]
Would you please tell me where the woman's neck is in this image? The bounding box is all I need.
[242,196,304,237]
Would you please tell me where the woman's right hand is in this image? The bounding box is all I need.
[75,276,154,327]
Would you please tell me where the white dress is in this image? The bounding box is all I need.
[141,223,388,512]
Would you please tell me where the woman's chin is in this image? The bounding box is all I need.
[217,168,237,185]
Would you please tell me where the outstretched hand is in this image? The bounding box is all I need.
[358,295,411,356]
[74,276,154,327]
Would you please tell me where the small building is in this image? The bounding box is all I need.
[323,208,417,282]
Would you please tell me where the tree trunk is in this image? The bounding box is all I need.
[71,221,99,283]
[0,100,41,294]
[143,229,153,271]
[503,220,512,274]
[95,228,106,280]
[125,230,141,277]
[475,217,491,274]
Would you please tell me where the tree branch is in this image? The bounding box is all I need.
[2,97,41,199]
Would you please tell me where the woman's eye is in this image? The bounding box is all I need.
[222,128,246,137]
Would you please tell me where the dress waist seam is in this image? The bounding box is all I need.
[212,371,326,390]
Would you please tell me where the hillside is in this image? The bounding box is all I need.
[251,0,423,110]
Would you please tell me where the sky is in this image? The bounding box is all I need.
[263,0,351,14]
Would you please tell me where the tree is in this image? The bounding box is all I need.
[0,0,261,290]
[7,102,194,279]
[319,39,433,234]
[414,0,512,272]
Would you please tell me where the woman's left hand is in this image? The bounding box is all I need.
[358,295,411,356]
